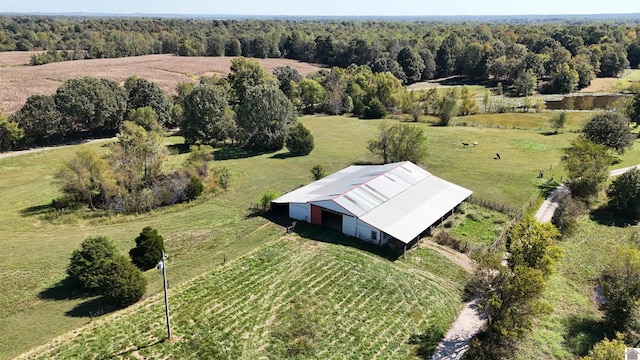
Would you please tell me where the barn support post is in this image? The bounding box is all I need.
[403,246,407,260]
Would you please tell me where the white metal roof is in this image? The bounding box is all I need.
[273,161,472,244]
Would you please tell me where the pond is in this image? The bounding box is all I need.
[544,94,628,110]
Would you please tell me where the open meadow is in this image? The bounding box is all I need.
[0,52,323,114]
[4,112,640,358]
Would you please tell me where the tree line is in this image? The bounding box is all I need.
[2,16,639,89]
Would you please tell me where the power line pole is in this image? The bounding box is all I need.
[158,251,172,339]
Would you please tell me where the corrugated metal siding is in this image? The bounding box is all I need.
[272,161,472,246]
[360,177,472,244]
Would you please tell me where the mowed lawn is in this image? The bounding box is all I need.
[1,112,630,358]
[19,234,469,359]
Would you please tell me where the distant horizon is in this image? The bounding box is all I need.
[3,0,640,18]
[3,11,640,19]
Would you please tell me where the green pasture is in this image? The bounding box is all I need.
[21,234,468,359]
[450,112,593,131]
[612,69,640,90]
[4,112,640,358]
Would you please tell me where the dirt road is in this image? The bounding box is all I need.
[535,164,640,223]
[420,241,485,360]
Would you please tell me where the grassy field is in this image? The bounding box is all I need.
[19,232,469,359]
[450,111,593,132]
[5,112,640,358]
[512,215,639,359]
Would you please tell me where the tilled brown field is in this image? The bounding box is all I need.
[0,52,324,114]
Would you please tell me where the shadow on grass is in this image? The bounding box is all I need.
[563,315,606,357]
[39,277,118,319]
[259,210,401,260]
[408,324,445,359]
[20,203,54,217]
[65,296,116,318]
[351,160,380,166]
[38,277,88,301]
[214,146,268,160]
[107,339,165,359]
[590,206,639,227]
[291,221,401,261]
[540,130,560,136]
[167,143,191,154]
[270,152,298,159]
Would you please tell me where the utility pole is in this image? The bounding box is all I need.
[158,251,172,339]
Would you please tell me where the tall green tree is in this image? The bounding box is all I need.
[0,114,23,151]
[236,84,297,151]
[583,112,634,154]
[67,236,119,292]
[127,106,162,133]
[10,95,61,146]
[549,112,568,134]
[549,63,579,94]
[513,69,537,97]
[228,57,276,104]
[458,86,478,116]
[296,78,326,114]
[562,137,610,200]
[129,226,165,271]
[107,122,166,212]
[598,247,640,333]
[101,254,147,307]
[505,216,562,278]
[286,122,314,156]
[397,47,425,84]
[607,168,640,219]
[436,34,461,77]
[471,265,551,358]
[126,77,170,126]
[367,121,428,164]
[273,65,302,100]
[182,84,235,145]
[54,77,127,136]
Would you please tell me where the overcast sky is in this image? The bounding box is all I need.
[2,0,640,16]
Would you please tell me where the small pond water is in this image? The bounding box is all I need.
[544,94,628,110]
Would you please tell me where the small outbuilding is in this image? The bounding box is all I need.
[272,161,473,250]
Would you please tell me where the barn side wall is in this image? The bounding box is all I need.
[355,220,380,245]
[289,203,310,222]
[342,214,357,237]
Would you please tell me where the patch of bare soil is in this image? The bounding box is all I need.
[579,77,616,93]
[0,52,324,114]
[418,239,475,274]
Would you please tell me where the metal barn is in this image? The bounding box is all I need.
[272,161,473,250]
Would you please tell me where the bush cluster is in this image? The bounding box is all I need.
[67,236,147,307]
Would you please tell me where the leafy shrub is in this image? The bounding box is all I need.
[552,193,585,236]
[217,167,230,189]
[607,168,640,219]
[101,254,147,307]
[259,190,278,212]
[129,227,165,271]
[435,231,468,253]
[310,164,326,180]
[67,236,118,292]
[363,98,387,119]
[286,122,314,156]
[184,176,204,201]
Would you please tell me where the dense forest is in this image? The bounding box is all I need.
[2,16,640,88]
